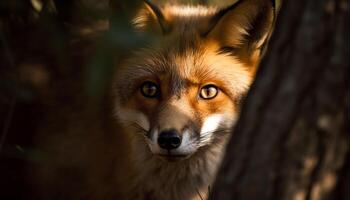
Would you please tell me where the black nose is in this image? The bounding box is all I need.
[158,130,182,150]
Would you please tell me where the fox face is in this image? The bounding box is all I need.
[115,0,274,161]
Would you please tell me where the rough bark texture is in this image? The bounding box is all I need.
[212,0,350,200]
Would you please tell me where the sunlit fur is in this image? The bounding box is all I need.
[114,1,274,199]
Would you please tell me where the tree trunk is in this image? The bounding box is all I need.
[211,0,350,200]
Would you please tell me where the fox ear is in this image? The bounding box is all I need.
[133,0,171,34]
[206,0,276,66]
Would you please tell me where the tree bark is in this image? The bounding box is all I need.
[212,0,350,200]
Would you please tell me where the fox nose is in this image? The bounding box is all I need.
[158,130,182,150]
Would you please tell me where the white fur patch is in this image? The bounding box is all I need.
[200,114,225,140]
[179,129,198,154]
[117,108,150,131]
[148,128,160,153]
[181,129,192,146]
[150,128,159,144]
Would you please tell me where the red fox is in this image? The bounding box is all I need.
[114,0,276,199]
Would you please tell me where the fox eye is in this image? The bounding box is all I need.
[200,85,218,100]
[140,81,159,98]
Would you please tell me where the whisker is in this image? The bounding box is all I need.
[120,121,149,136]
[200,129,232,136]
[195,129,233,147]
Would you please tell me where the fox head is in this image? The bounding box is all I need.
[114,0,275,161]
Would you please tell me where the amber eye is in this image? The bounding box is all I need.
[200,85,218,100]
[140,81,159,98]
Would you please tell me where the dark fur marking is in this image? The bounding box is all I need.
[217,46,240,57]
[143,0,172,34]
[245,4,272,50]
[201,0,244,37]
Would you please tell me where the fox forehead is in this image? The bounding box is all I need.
[115,39,252,103]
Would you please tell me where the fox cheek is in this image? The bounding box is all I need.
[117,108,150,132]
[199,113,238,143]
[199,114,225,142]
